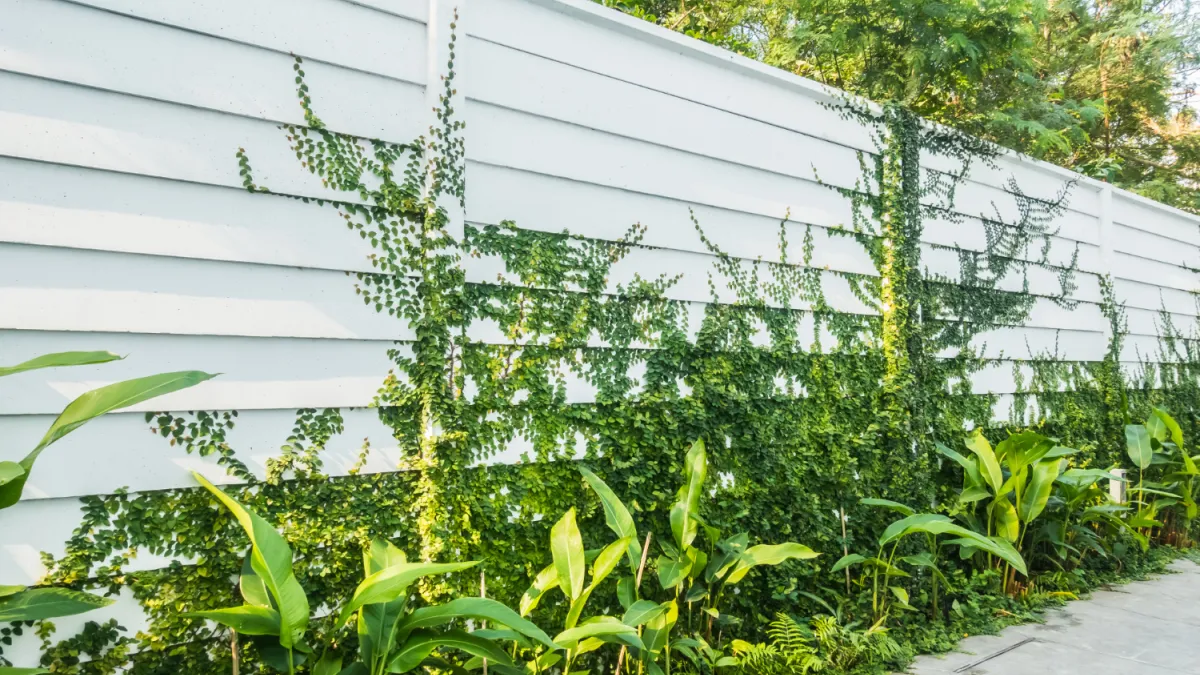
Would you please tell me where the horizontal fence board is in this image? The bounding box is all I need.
[0,244,408,339]
[1,407,401,502]
[64,0,430,63]
[0,331,399,415]
[0,70,424,202]
[0,157,378,272]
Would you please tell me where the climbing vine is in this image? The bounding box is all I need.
[24,27,1200,675]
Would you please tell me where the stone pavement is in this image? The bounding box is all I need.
[902,559,1200,674]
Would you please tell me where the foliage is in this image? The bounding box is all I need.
[185,473,554,675]
[24,16,1200,675]
[0,353,213,673]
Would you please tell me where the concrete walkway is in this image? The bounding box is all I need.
[903,559,1200,675]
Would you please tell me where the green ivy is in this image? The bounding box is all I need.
[26,29,1200,675]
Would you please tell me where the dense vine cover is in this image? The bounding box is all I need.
[20,21,1200,675]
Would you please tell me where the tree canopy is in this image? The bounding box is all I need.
[598,0,1200,212]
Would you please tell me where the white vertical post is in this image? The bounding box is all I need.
[1098,183,1114,276]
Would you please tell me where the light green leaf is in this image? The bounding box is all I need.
[519,564,558,617]
[725,543,819,584]
[889,586,909,605]
[579,467,639,572]
[879,513,950,546]
[0,351,121,378]
[551,509,586,602]
[193,472,309,648]
[0,668,51,674]
[991,498,1020,542]
[184,605,281,636]
[622,600,669,627]
[830,553,866,573]
[1126,425,1154,470]
[0,587,113,622]
[398,598,556,649]
[670,439,707,551]
[1152,408,1185,450]
[1019,459,1061,523]
[0,371,216,509]
[339,560,479,628]
[591,537,632,588]
[388,629,513,674]
[313,651,343,675]
[656,555,691,590]
[859,498,914,516]
[555,621,642,649]
[239,554,272,608]
[965,430,1002,494]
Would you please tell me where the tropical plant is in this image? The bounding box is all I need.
[0,351,214,675]
[1125,407,1200,544]
[937,430,1073,591]
[187,473,555,675]
[515,506,647,674]
[832,498,1026,620]
[644,439,819,673]
[1032,466,1139,571]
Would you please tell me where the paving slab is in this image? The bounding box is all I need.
[903,559,1200,675]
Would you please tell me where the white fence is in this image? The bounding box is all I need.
[1,0,1198,657]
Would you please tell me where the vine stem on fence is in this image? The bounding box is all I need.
[615,532,653,675]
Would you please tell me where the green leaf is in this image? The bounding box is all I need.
[670,439,707,551]
[193,472,309,649]
[859,498,914,516]
[579,467,640,572]
[0,351,121,378]
[936,442,984,487]
[1151,408,1185,449]
[388,629,513,674]
[398,598,556,649]
[0,587,113,622]
[991,498,1020,542]
[0,668,52,674]
[0,371,217,509]
[338,560,478,628]
[591,537,632,588]
[519,564,558,617]
[830,553,866,573]
[965,430,1003,493]
[616,576,636,610]
[184,605,281,636]
[313,651,343,675]
[725,543,819,583]
[889,586,909,606]
[656,555,691,590]
[880,514,950,546]
[555,621,642,650]
[1058,468,1125,488]
[622,600,669,627]
[239,554,272,608]
[551,508,586,602]
[1019,459,1060,523]
[0,462,25,490]
[0,586,25,599]
[1126,425,1154,470]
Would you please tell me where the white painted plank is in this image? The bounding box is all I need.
[0,244,408,340]
[0,70,423,202]
[1,1,425,133]
[0,158,377,273]
[66,0,430,61]
[0,331,399,415]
